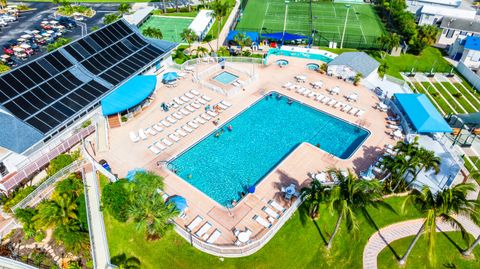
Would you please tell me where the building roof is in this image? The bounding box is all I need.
[189,10,214,36]
[417,0,461,6]
[123,7,154,26]
[464,36,480,51]
[101,75,157,116]
[0,19,175,154]
[394,93,452,133]
[440,17,480,33]
[327,52,379,77]
[0,110,43,153]
[420,5,475,20]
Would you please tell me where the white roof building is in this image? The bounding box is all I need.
[418,5,476,25]
[188,10,215,40]
[123,7,154,26]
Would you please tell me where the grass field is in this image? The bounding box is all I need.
[139,16,193,43]
[236,1,384,48]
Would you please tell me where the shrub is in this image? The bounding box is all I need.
[101,180,130,222]
[34,231,46,242]
[121,116,128,122]
[14,207,38,239]
[46,150,80,177]
[81,119,92,128]
[452,92,462,98]
[3,186,36,212]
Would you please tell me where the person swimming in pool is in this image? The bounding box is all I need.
[227,125,233,131]
[287,98,293,105]
[215,132,221,138]
[232,200,237,206]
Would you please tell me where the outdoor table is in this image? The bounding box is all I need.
[285,185,296,195]
[237,232,250,243]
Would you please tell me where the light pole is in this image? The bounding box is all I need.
[340,4,351,49]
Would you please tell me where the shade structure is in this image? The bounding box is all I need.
[125,168,146,181]
[247,185,256,194]
[360,165,375,181]
[167,195,188,212]
[101,75,157,116]
[162,72,178,83]
[226,30,259,43]
[261,32,308,41]
[394,93,452,133]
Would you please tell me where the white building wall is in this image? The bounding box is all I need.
[461,48,480,69]
[438,29,472,46]
[418,13,443,25]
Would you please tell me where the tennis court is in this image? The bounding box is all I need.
[235,0,385,48]
[139,16,193,43]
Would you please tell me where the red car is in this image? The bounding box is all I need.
[3,48,13,55]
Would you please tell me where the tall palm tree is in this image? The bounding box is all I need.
[326,171,385,249]
[413,148,441,179]
[211,0,229,51]
[0,0,7,9]
[195,46,209,58]
[142,27,163,40]
[54,173,83,199]
[111,253,141,269]
[234,32,252,52]
[394,136,420,156]
[33,194,78,229]
[103,13,120,25]
[53,220,89,254]
[117,3,131,15]
[381,154,416,192]
[180,28,198,50]
[300,179,330,219]
[399,183,479,265]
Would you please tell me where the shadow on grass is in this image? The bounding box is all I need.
[439,228,464,253]
[298,205,327,245]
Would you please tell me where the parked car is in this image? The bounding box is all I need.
[0,19,7,27]
[58,16,76,29]
[0,15,17,23]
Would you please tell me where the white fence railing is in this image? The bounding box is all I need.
[0,256,38,269]
[172,198,302,257]
[81,142,117,183]
[11,159,86,212]
[0,219,21,240]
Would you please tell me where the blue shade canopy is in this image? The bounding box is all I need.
[261,32,308,41]
[247,185,256,193]
[126,168,146,181]
[394,93,452,133]
[162,72,178,82]
[226,30,259,43]
[360,165,375,181]
[101,75,157,116]
[166,195,188,212]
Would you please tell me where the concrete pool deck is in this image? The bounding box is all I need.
[95,57,398,249]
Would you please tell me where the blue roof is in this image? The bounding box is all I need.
[0,112,44,153]
[394,94,452,133]
[226,31,259,43]
[464,36,480,51]
[101,75,157,116]
[261,32,308,41]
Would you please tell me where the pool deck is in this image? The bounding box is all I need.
[95,57,397,248]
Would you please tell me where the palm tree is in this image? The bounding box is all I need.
[111,253,141,269]
[300,179,329,219]
[326,170,385,249]
[180,28,198,50]
[103,13,120,25]
[414,148,441,178]
[217,46,230,56]
[117,3,131,15]
[53,220,89,254]
[381,154,416,192]
[394,136,420,156]
[142,27,163,39]
[234,32,252,52]
[399,183,479,265]
[162,0,167,13]
[33,194,78,229]
[54,173,83,199]
[195,46,209,58]
[211,0,229,51]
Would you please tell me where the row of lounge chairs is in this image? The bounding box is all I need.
[187,215,222,244]
[169,89,204,108]
[252,200,286,229]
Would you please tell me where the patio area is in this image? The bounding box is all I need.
[94,57,398,250]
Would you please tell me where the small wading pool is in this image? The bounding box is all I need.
[212,71,239,84]
[170,92,370,206]
[276,59,289,66]
[306,63,320,70]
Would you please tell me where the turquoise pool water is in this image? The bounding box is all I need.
[212,71,239,84]
[169,92,369,206]
[306,63,320,70]
[266,48,333,63]
[276,59,289,66]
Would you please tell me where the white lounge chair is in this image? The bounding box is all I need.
[154,142,166,150]
[173,97,184,105]
[355,110,365,117]
[138,129,147,140]
[342,105,352,112]
[207,111,218,117]
[188,121,199,129]
[180,96,190,103]
[166,116,177,124]
[152,124,163,133]
[169,102,179,109]
[195,222,212,238]
[307,91,316,98]
[217,103,228,110]
[185,105,195,112]
[190,89,200,96]
[206,229,221,244]
[180,109,190,115]
[302,89,311,96]
[182,125,194,133]
[148,145,160,155]
[187,216,203,231]
[168,134,180,142]
[315,94,325,101]
[191,102,201,109]
[197,98,207,105]
[201,113,212,120]
[327,99,337,106]
[161,138,173,146]
[129,131,139,143]
[160,120,171,127]
[262,206,280,219]
[296,87,306,94]
[334,102,344,109]
[176,129,188,137]
[282,82,293,88]
[269,200,286,213]
[194,117,206,124]
[221,101,232,107]
[202,95,212,102]
[348,107,359,115]
[321,97,331,104]
[172,112,183,120]
[253,215,272,228]
[145,127,156,136]
[185,92,195,99]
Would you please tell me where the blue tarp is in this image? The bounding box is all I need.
[226,30,259,43]
[162,72,178,83]
[101,75,156,116]
[261,32,308,41]
[394,93,452,133]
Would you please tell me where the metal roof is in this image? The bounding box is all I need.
[327,52,380,77]
[440,17,480,33]
[0,19,176,154]
[464,36,480,51]
[420,5,475,19]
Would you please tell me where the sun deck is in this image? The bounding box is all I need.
[95,57,397,250]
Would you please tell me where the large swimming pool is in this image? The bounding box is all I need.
[169,92,369,206]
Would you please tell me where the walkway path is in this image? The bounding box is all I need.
[362,215,480,269]
[83,166,111,269]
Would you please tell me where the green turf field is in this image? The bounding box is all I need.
[139,16,193,43]
[236,0,385,48]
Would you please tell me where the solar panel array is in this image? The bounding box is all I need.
[0,20,165,134]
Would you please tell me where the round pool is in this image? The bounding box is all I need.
[306,63,320,71]
[276,59,289,67]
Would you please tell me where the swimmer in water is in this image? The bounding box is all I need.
[287,99,293,105]
[215,132,220,138]
[232,200,237,206]
[227,125,233,131]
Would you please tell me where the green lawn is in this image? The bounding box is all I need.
[464,156,480,184]
[439,82,476,113]
[378,232,480,269]
[411,82,451,115]
[105,196,426,269]
[453,82,480,107]
[420,82,454,115]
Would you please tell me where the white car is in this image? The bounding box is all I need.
[0,20,7,27]
[1,15,16,22]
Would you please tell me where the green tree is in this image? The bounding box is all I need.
[353,72,362,86]
[54,172,83,198]
[325,170,386,249]
[33,194,78,229]
[46,151,79,176]
[14,207,38,239]
[210,0,229,51]
[53,220,89,254]
[217,46,230,57]
[102,180,130,222]
[0,0,7,9]
[117,3,131,15]
[111,253,141,269]
[180,28,198,50]
[234,32,252,52]
[377,33,401,58]
[103,13,120,25]
[300,179,329,219]
[47,37,71,52]
[195,46,209,57]
[399,183,479,265]
[142,27,163,39]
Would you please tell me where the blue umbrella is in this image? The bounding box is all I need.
[167,195,188,212]
[247,185,256,194]
[125,168,146,181]
[360,165,375,181]
[162,72,178,83]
